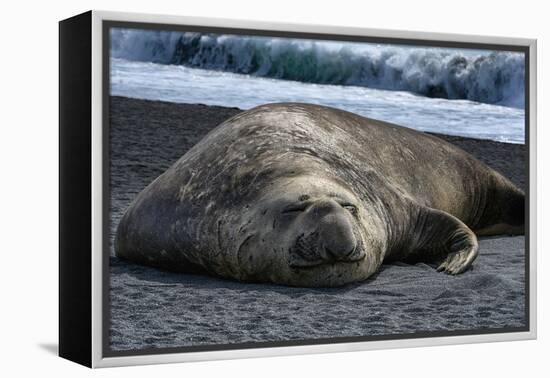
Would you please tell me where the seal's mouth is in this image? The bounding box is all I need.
[289,252,366,269]
[288,232,366,269]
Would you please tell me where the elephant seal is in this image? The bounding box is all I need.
[115,103,524,287]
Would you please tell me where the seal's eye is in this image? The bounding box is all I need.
[281,204,308,214]
[342,204,358,215]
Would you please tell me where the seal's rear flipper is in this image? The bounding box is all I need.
[475,179,525,236]
[409,206,479,275]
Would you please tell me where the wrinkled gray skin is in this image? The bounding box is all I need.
[116,103,524,287]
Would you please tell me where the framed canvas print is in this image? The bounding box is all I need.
[59,10,537,368]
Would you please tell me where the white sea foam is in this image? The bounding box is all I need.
[110,58,525,143]
[110,29,525,108]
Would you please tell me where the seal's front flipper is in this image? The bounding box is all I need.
[435,242,478,275]
[410,206,479,275]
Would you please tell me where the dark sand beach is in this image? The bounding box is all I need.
[109,96,526,352]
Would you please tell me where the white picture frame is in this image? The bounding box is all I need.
[59,10,537,368]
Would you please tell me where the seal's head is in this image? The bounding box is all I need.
[234,174,386,287]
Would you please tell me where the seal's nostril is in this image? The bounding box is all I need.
[344,245,356,257]
[325,245,356,261]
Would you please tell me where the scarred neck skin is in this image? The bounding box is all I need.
[373,191,420,263]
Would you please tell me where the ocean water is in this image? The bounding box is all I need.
[110,58,525,143]
[110,29,525,108]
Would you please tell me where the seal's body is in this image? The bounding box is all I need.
[116,103,524,287]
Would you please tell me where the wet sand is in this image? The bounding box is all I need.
[108,96,526,352]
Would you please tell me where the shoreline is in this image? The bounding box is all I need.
[110,95,526,189]
[113,95,524,142]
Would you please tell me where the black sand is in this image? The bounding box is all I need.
[108,96,526,352]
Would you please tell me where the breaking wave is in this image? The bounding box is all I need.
[110,29,525,108]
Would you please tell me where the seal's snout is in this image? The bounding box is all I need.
[289,199,365,268]
[318,203,357,262]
